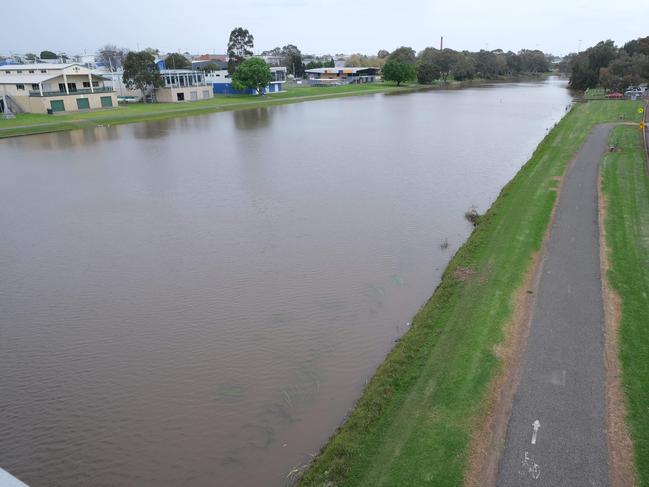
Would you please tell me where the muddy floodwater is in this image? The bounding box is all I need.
[0,78,572,486]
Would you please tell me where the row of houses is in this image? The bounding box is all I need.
[0,61,381,114]
[0,62,289,113]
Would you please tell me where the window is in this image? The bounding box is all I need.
[40,69,47,73]
[29,70,35,73]
[203,90,210,99]
[176,92,185,101]
[31,84,39,91]
[92,81,99,87]
[83,81,90,88]
[4,70,9,74]
[16,70,22,73]
[16,84,24,90]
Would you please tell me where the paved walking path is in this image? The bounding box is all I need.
[497,124,613,486]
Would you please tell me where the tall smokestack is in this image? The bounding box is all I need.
[440,36,443,50]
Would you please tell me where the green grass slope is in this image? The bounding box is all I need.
[602,124,649,486]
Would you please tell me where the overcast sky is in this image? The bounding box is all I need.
[2,0,648,57]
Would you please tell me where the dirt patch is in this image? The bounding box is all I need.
[454,267,475,281]
[598,176,637,487]
[464,150,572,487]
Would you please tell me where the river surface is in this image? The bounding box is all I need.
[0,78,572,486]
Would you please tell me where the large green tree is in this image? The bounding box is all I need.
[232,58,272,95]
[416,48,441,84]
[164,53,191,70]
[434,48,459,82]
[450,51,477,80]
[600,52,649,91]
[382,60,416,86]
[345,53,386,68]
[122,51,164,102]
[282,45,304,77]
[227,27,254,74]
[40,50,57,59]
[518,49,550,73]
[569,40,618,90]
[387,46,416,65]
[623,36,649,57]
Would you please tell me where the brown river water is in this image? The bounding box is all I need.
[0,78,572,486]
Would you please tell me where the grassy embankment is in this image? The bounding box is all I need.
[297,100,643,487]
[0,83,414,138]
[601,124,649,485]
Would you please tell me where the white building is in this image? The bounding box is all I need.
[0,63,116,113]
[156,69,213,102]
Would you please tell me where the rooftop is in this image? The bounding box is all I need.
[0,63,81,70]
[193,54,227,62]
[0,73,58,84]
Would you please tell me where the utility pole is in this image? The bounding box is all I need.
[578,39,582,53]
[440,36,443,50]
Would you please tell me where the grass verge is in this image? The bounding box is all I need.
[0,83,417,138]
[297,100,643,487]
[601,125,649,486]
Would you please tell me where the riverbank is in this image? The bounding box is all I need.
[297,100,643,487]
[601,123,649,486]
[0,76,559,139]
[0,83,416,139]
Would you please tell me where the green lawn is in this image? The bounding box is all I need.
[0,83,414,138]
[297,100,643,487]
[601,124,649,486]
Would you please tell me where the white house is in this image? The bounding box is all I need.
[0,63,117,113]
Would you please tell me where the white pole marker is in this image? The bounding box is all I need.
[531,420,541,445]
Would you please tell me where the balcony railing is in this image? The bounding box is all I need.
[28,87,114,97]
[163,82,208,89]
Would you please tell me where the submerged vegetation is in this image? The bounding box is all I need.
[297,100,643,487]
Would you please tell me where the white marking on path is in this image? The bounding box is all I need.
[531,420,541,445]
[522,451,541,480]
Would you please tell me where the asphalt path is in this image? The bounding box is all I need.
[496,124,614,486]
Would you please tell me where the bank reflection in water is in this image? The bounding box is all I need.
[0,78,573,487]
[7,125,122,152]
[233,106,272,130]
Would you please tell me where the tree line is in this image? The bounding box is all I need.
[565,37,649,91]
[99,27,560,100]
[381,46,551,85]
